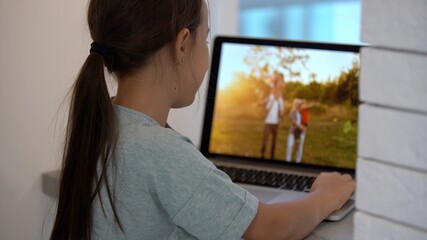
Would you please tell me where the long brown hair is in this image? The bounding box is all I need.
[50,0,203,239]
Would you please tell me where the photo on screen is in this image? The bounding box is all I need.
[208,42,359,169]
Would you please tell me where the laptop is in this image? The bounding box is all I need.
[201,36,360,221]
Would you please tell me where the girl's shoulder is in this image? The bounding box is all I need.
[114,105,200,160]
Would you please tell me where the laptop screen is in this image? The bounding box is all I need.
[201,37,360,171]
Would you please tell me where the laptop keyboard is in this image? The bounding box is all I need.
[217,166,316,192]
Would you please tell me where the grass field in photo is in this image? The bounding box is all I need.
[209,107,357,169]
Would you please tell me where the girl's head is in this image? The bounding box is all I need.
[88,0,209,107]
[88,0,205,74]
[292,98,302,111]
[170,1,210,107]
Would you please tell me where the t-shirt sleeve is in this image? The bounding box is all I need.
[149,133,259,240]
[173,167,259,239]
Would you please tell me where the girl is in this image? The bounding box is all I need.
[50,0,355,239]
[286,98,306,162]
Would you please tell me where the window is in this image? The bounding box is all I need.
[239,0,361,44]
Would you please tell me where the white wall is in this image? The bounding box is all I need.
[0,0,91,239]
[0,0,237,239]
[355,0,427,239]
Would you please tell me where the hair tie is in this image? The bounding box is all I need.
[90,42,112,59]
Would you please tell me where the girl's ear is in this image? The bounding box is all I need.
[174,28,191,64]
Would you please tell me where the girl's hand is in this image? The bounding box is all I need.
[311,172,355,210]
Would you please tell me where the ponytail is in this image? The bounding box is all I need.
[50,52,122,240]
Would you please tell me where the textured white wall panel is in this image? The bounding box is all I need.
[362,0,427,53]
[360,48,427,113]
[357,1,427,239]
[359,104,427,171]
[356,158,427,231]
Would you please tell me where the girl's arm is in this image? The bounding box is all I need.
[243,172,355,240]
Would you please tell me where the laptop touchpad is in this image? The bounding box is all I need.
[239,184,281,202]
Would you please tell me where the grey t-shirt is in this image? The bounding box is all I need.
[92,105,259,239]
